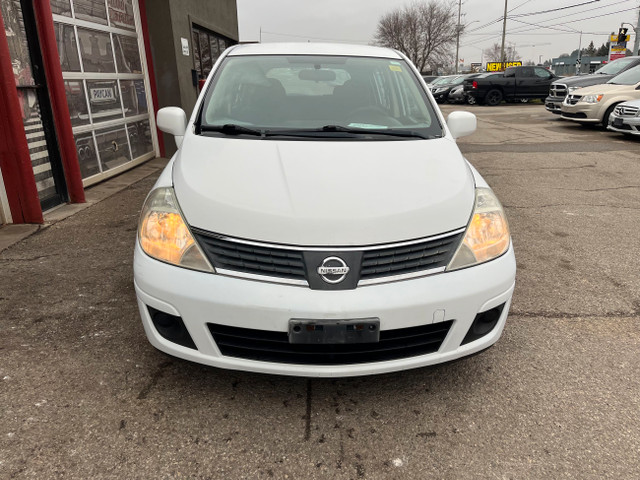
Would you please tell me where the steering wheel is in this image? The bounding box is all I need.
[347,106,403,126]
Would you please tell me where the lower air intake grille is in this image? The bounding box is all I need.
[208,321,453,365]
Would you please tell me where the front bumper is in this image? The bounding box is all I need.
[560,101,602,123]
[134,243,516,377]
[607,111,640,135]
[545,95,564,114]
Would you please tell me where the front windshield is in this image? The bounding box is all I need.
[607,64,640,85]
[200,55,442,138]
[596,57,636,75]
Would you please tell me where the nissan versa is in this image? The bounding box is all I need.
[133,43,516,377]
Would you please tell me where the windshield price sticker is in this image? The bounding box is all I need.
[90,88,115,102]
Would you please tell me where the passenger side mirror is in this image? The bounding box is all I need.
[157,107,187,149]
[447,111,477,139]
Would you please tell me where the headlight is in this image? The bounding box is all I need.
[138,187,214,272]
[447,188,510,271]
[581,94,603,104]
[433,87,447,93]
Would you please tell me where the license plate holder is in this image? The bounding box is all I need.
[613,117,623,127]
[288,318,380,344]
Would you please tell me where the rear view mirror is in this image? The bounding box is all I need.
[299,69,336,82]
[157,107,187,149]
[447,111,477,139]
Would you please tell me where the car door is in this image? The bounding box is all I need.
[532,67,555,98]
[514,67,535,99]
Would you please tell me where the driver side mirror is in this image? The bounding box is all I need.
[157,107,187,149]
[447,111,477,139]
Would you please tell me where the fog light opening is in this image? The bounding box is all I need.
[461,303,506,345]
[147,306,197,350]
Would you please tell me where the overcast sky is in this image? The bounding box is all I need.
[236,0,640,67]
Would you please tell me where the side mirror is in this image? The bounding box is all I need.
[157,107,187,149]
[447,111,477,139]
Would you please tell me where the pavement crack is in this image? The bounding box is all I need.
[304,378,312,441]
[511,310,639,319]
[550,185,640,193]
[137,361,172,400]
[503,203,640,210]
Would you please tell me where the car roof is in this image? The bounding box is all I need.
[228,42,403,59]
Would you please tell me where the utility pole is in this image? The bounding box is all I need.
[576,31,582,75]
[634,7,640,55]
[455,0,462,74]
[500,0,508,67]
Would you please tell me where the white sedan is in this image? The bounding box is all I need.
[607,99,640,136]
[134,42,516,377]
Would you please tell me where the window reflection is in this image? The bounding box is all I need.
[75,132,100,179]
[121,80,147,117]
[128,120,153,158]
[64,81,90,126]
[107,0,136,31]
[114,34,142,73]
[74,0,108,25]
[86,79,122,122]
[77,28,115,73]
[51,0,72,16]
[54,23,81,72]
[95,126,131,171]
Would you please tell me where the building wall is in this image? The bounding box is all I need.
[144,0,238,156]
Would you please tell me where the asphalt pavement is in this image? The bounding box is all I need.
[1,103,639,479]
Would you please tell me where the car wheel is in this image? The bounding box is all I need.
[520,98,529,103]
[601,104,618,128]
[485,89,503,106]
[466,95,476,105]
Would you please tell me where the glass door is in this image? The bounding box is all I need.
[1,0,67,211]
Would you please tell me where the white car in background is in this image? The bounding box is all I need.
[134,43,516,377]
[607,99,640,136]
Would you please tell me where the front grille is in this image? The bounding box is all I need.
[193,228,464,287]
[565,95,581,105]
[360,233,463,281]
[549,83,567,97]
[208,321,453,365]
[193,230,306,281]
[614,105,639,117]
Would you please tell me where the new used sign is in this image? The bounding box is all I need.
[486,61,523,72]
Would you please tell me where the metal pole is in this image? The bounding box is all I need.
[455,0,462,74]
[500,0,508,67]
[634,8,640,55]
[576,31,582,75]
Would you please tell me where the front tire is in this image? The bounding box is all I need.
[466,95,476,105]
[485,89,503,106]
[601,104,617,129]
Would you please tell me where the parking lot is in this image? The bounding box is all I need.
[1,103,639,479]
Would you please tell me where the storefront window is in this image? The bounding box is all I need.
[128,120,153,158]
[120,79,147,117]
[51,0,72,16]
[95,125,130,171]
[192,26,233,78]
[53,0,156,181]
[64,80,90,126]
[54,23,81,72]
[73,0,108,25]
[77,28,115,73]
[114,34,141,73]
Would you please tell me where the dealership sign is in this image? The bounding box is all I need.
[486,61,523,72]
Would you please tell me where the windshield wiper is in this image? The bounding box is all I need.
[265,125,432,139]
[201,124,265,137]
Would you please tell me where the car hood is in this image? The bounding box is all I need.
[572,83,638,95]
[555,73,614,88]
[173,135,475,246]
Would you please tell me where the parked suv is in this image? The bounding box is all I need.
[134,43,516,377]
[561,64,640,126]
[546,56,640,114]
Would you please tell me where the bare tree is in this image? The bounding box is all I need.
[375,1,456,73]
[485,43,521,63]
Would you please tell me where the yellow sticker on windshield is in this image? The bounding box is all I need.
[389,65,402,72]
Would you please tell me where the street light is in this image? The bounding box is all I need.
[621,21,639,56]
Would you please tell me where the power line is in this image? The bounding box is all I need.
[508,0,602,18]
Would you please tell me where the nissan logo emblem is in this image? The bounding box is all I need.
[317,256,350,284]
